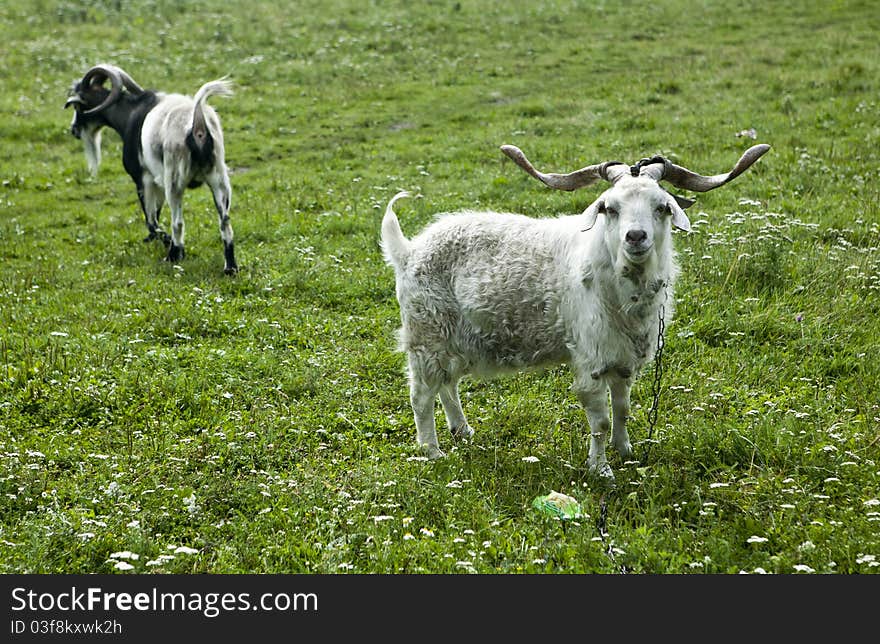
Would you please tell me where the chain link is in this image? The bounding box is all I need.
[641,285,668,464]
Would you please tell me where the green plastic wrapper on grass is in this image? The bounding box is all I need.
[532,491,584,520]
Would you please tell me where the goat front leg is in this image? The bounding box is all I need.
[576,386,614,480]
[609,377,633,459]
[209,170,237,274]
[439,380,474,440]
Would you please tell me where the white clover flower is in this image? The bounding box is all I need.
[798,541,815,552]
[746,535,768,544]
[174,546,199,555]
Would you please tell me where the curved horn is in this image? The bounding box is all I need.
[500,144,626,190]
[659,144,771,192]
[80,64,144,114]
[64,94,85,109]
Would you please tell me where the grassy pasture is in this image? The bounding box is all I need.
[0,0,878,574]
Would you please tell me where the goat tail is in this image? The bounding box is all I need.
[381,191,413,269]
[193,77,234,108]
[189,78,233,153]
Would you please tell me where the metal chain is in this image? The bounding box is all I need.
[595,494,628,574]
[641,285,668,464]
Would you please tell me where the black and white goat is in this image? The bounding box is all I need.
[381,143,769,479]
[65,64,238,274]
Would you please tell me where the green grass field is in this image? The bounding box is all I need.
[1,0,878,574]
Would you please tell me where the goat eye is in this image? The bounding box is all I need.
[604,206,618,217]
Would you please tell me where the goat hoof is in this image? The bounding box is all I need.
[613,440,633,458]
[590,462,615,481]
[422,445,446,460]
[451,423,474,440]
[224,265,239,276]
[165,246,185,263]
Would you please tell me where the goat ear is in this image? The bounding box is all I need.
[672,194,695,210]
[581,198,603,231]
[666,196,691,232]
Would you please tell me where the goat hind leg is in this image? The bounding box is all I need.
[407,357,444,459]
[141,180,169,245]
[439,380,474,440]
[163,186,185,263]
[210,171,237,274]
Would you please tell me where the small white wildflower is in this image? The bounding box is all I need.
[746,535,768,544]
[792,564,815,573]
[402,517,414,526]
[402,533,415,541]
[709,482,729,489]
[446,480,463,489]
[864,499,880,507]
[372,515,394,523]
[752,567,768,574]
[420,528,435,537]
[222,392,233,399]
[109,551,139,560]
[183,494,199,515]
[126,520,140,529]
[521,456,540,463]
[532,558,547,565]
[113,561,135,571]
[173,546,199,555]
[856,554,877,565]
[453,538,466,544]
[798,541,815,552]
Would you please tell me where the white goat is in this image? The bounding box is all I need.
[381,143,769,478]
[65,64,237,274]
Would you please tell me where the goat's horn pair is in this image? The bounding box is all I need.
[80,64,145,115]
[500,144,626,191]
[502,143,771,192]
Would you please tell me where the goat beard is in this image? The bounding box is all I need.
[81,126,102,175]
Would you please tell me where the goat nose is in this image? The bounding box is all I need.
[626,229,647,244]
